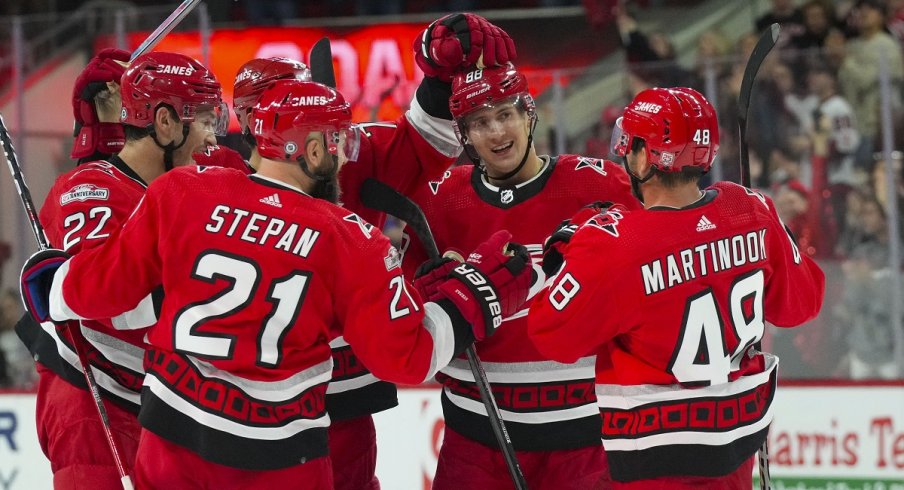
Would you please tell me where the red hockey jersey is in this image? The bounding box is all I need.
[25,157,154,411]
[402,154,638,451]
[327,107,458,420]
[48,166,464,469]
[528,182,826,481]
[193,145,253,174]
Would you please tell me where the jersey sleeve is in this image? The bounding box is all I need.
[338,94,458,224]
[331,216,461,385]
[527,221,624,364]
[41,167,143,254]
[49,176,168,323]
[761,194,826,327]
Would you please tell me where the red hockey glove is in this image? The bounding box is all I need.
[413,256,459,302]
[414,13,517,82]
[71,48,129,159]
[542,201,612,277]
[20,249,71,323]
[433,230,531,341]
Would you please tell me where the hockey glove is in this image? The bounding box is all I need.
[20,249,71,323]
[414,256,459,302]
[542,201,613,277]
[414,13,517,82]
[71,48,129,159]
[433,230,531,341]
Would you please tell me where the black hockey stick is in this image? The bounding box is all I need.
[310,37,337,88]
[360,178,529,490]
[738,23,780,188]
[1,114,135,490]
[737,22,780,490]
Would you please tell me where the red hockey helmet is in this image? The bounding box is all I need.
[233,57,311,130]
[120,52,227,135]
[250,79,360,163]
[449,63,535,142]
[613,86,719,173]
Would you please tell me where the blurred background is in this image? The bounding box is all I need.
[0,0,901,391]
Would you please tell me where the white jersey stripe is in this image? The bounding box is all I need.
[444,388,600,424]
[187,357,332,402]
[145,375,330,440]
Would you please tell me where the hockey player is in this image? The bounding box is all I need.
[13,51,225,489]
[228,14,515,489]
[528,87,826,488]
[403,62,638,489]
[20,78,532,489]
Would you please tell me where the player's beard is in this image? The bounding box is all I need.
[311,174,340,203]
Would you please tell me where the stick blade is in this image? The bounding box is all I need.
[360,178,439,258]
[738,23,780,122]
[310,37,336,88]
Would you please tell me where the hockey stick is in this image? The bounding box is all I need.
[360,178,529,490]
[737,22,780,490]
[310,37,337,88]
[738,23,780,188]
[130,0,202,60]
[0,115,135,490]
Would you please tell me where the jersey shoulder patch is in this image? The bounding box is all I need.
[342,212,376,239]
[573,156,608,176]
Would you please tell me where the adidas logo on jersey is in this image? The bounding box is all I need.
[696,215,716,232]
[260,193,283,208]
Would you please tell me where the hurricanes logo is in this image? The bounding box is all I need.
[285,142,298,154]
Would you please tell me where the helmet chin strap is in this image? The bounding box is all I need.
[481,116,538,182]
[241,128,257,150]
[150,125,190,171]
[622,154,655,204]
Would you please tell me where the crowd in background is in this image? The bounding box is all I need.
[597,0,904,379]
[1,0,902,386]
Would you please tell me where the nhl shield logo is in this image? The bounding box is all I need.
[285,141,298,155]
[500,189,514,204]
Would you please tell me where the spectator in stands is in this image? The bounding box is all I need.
[691,29,732,92]
[836,241,900,379]
[756,0,805,35]
[0,288,35,388]
[808,67,862,185]
[871,153,904,238]
[789,1,844,84]
[614,1,692,87]
[839,0,904,168]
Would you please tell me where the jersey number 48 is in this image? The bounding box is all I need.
[667,269,765,386]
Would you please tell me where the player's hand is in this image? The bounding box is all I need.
[542,201,612,277]
[414,13,517,82]
[20,249,71,323]
[413,255,459,302]
[435,230,531,341]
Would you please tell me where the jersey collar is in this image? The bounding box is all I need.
[249,173,311,197]
[470,155,556,209]
[647,188,718,211]
[107,155,148,188]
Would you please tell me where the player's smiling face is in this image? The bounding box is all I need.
[464,101,531,173]
[173,110,219,167]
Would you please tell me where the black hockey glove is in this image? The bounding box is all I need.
[542,201,612,277]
